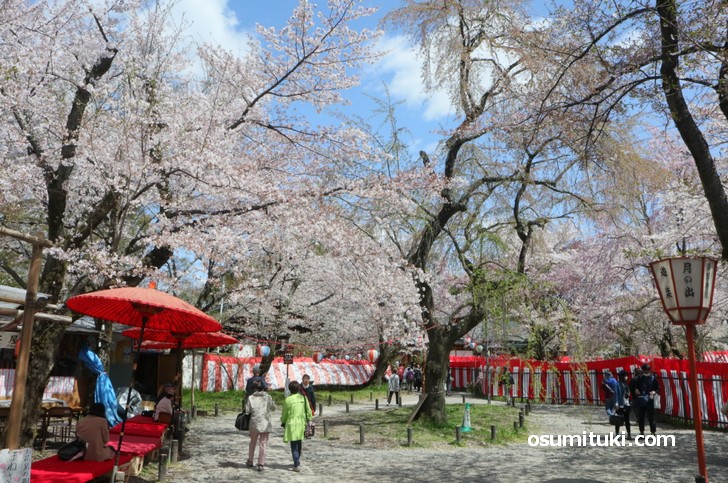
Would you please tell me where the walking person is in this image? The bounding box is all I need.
[602,370,622,433]
[404,366,414,393]
[299,374,316,416]
[281,380,312,472]
[617,370,632,439]
[387,369,400,406]
[635,363,659,436]
[413,364,423,392]
[244,380,276,472]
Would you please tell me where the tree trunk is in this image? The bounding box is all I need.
[369,342,399,386]
[416,327,450,425]
[657,0,728,260]
[19,320,65,446]
[258,350,275,382]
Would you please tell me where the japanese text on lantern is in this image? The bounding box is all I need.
[659,266,673,299]
[682,261,695,298]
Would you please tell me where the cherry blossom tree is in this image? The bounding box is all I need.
[0,0,393,446]
[532,0,728,259]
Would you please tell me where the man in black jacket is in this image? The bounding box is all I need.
[634,364,659,436]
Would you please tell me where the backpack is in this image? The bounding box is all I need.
[406,371,414,382]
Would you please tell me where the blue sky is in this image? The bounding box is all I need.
[167,0,456,158]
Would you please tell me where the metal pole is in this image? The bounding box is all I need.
[686,325,708,482]
[4,242,43,449]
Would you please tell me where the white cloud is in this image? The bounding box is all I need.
[169,0,251,54]
[368,35,454,121]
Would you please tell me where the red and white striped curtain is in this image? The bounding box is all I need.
[448,355,728,428]
[199,354,375,392]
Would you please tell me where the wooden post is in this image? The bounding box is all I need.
[158,447,169,481]
[214,402,219,416]
[359,424,365,444]
[350,394,354,404]
[513,421,518,431]
[170,440,179,463]
[323,420,329,437]
[4,241,44,450]
[345,402,349,413]
[370,391,373,401]
[519,412,524,428]
[407,427,413,447]
[327,394,332,406]
[490,425,496,440]
[455,426,461,443]
[462,395,466,404]
[375,399,379,410]
[191,406,197,418]
[318,403,323,416]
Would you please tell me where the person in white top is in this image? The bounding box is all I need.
[244,379,276,471]
[154,384,174,423]
[387,371,400,406]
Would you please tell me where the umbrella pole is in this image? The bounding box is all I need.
[175,341,183,409]
[112,316,148,481]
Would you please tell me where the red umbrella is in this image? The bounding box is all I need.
[122,328,237,406]
[66,283,221,479]
[122,328,237,349]
[66,285,221,333]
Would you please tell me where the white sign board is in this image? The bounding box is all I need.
[0,448,31,483]
[0,332,19,350]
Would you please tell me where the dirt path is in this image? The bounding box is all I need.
[142,394,728,482]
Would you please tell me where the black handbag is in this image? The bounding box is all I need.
[608,414,622,425]
[57,439,86,461]
[304,421,315,439]
[235,412,250,431]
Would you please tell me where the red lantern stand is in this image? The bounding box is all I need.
[650,256,717,483]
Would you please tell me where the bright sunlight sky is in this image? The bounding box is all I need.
[167,0,464,157]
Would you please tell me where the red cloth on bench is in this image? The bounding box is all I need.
[109,433,162,456]
[109,416,168,438]
[31,454,133,483]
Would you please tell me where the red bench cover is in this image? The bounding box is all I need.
[30,454,133,483]
[109,434,163,456]
[109,416,168,438]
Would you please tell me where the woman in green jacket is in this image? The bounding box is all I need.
[281,380,312,472]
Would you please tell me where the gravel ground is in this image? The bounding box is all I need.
[136,394,728,483]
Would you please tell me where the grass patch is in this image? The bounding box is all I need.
[182,386,390,414]
[319,402,528,449]
[185,388,529,450]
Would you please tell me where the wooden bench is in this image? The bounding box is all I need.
[32,416,169,482]
[30,453,134,483]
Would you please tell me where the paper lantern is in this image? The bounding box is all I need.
[367,349,379,363]
[258,345,270,357]
[344,355,350,361]
[312,351,324,363]
[330,355,337,360]
[476,344,483,353]
[469,342,476,349]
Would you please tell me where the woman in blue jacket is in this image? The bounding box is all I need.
[603,370,622,432]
